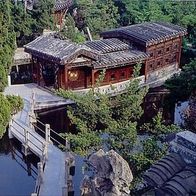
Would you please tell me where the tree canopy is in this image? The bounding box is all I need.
[58,65,148,155]
[165,59,196,102]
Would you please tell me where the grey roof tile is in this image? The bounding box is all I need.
[101,22,187,46]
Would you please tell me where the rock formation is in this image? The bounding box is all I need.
[80,149,133,196]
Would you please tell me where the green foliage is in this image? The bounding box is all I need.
[11,2,34,46]
[129,137,168,177]
[75,0,119,38]
[0,65,8,92]
[0,93,11,138]
[6,95,23,115]
[66,131,102,156]
[30,0,55,33]
[115,0,196,45]
[141,112,180,136]
[165,59,196,101]
[61,14,86,43]
[0,0,16,91]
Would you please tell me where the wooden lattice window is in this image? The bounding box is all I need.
[110,73,116,81]
[149,51,154,58]
[156,48,163,57]
[173,43,179,50]
[120,71,126,80]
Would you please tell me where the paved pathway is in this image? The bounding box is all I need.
[4,83,72,110]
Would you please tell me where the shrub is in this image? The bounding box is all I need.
[6,95,23,115]
[0,93,11,138]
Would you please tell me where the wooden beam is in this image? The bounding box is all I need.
[91,70,95,87]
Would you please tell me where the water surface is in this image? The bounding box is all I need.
[0,134,38,196]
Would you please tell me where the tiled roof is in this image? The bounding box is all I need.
[143,153,196,196]
[101,22,187,46]
[84,38,130,54]
[93,50,148,69]
[24,36,99,64]
[54,0,73,12]
[25,35,148,68]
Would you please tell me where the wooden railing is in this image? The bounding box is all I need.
[29,114,69,149]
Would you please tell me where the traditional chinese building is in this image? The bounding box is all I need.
[19,0,73,29]
[24,22,187,93]
[54,0,73,29]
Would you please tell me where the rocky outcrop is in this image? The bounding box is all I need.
[80,149,133,196]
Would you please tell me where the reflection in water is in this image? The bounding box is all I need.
[0,133,39,196]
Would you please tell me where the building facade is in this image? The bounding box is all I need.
[24,22,186,93]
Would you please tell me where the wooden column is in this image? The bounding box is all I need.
[65,65,68,90]
[36,60,40,85]
[84,68,88,88]
[91,70,96,87]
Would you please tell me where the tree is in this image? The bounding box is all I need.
[0,93,11,138]
[11,2,34,46]
[0,0,16,91]
[30,0,55,34]
[75,0,119,38]
[60,14,86,43]
[58,64,148,156]
[141,111,180,138]
[165,59,196,102]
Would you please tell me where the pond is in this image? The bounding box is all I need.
[0,133,39,196]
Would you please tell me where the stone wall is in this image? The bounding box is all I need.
[146,63,178,83]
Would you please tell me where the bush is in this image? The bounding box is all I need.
[6,95,23,115]
[0,93,11,138]
[0,65,8,92]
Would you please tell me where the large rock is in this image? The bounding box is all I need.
[81,149,133,196]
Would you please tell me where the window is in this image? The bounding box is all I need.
[120,72,126,80]
[110,73,116,81]
[150,52,154,57]
[148,63,153,71]
[156,48,163,57]
[166,47,170,52]
[173,43,179,50]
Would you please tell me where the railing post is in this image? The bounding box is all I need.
[65,138,70,150]
[37,162,43,184]
[23,128,30,156]
[29,111,33,128]
[8,119,14,139]
[42,142,48,163]
[45,124,51,143]
[31,193,37,196]
[63,159,69,196]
